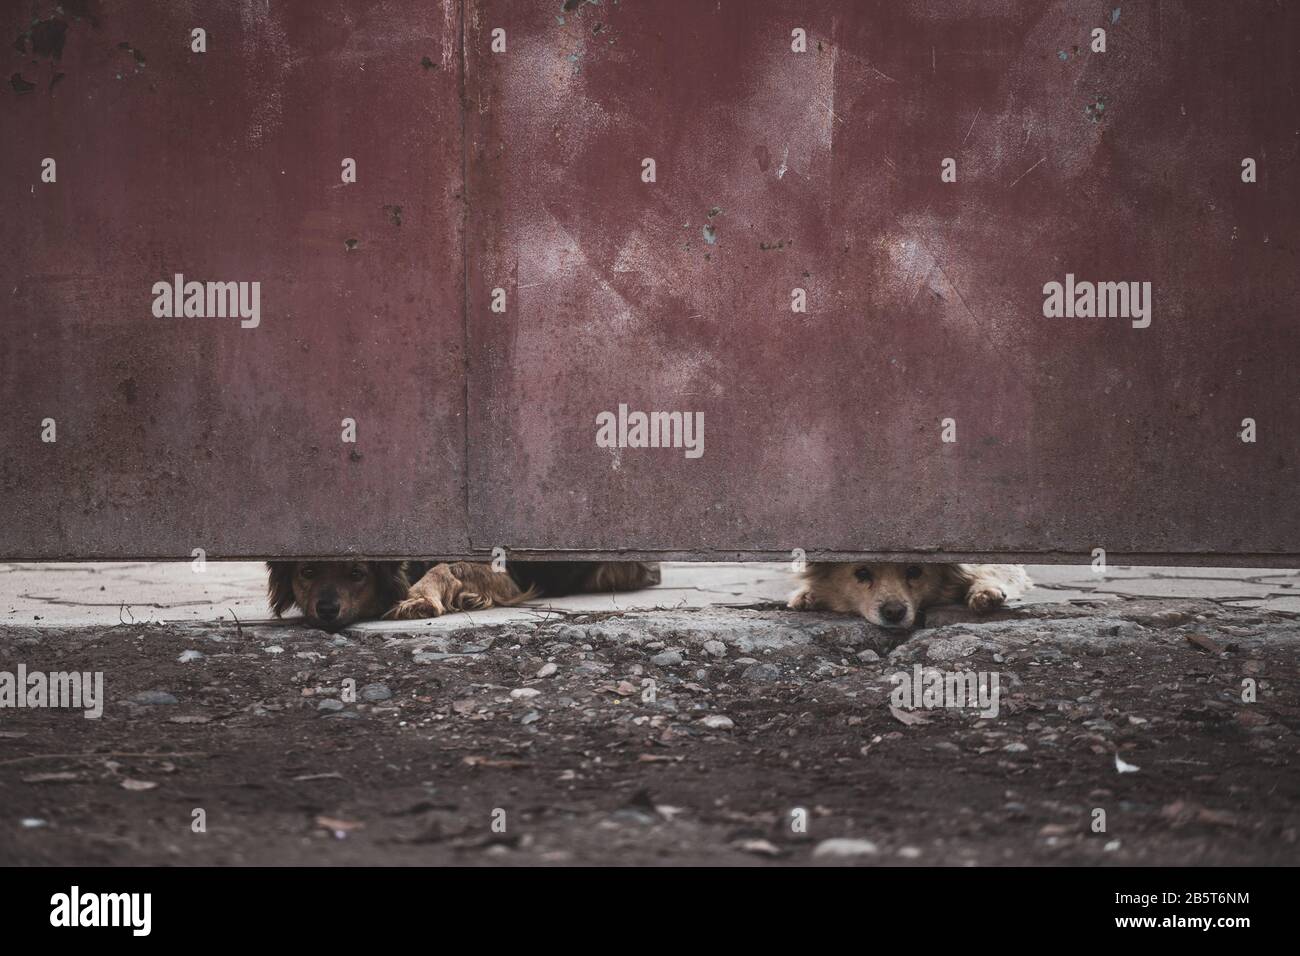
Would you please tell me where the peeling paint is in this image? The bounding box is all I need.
[116,40,146,72]
[28,17,69,60]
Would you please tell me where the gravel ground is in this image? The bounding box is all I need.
[1,597,1297,865]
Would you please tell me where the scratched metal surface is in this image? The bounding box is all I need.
[0,0,468,559]
[2,1,1297,563]
[464,0,1298,562]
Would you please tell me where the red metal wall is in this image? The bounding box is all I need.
[3,1,1298,563]
[2,0,468,559]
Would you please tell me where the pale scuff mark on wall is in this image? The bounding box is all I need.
[440,0,457,68]
[878,215,1003,339]
[740,37,839,185]
[238,0,289,149]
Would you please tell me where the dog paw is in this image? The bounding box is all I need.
[454,590,492,611]
[968,586,1006,614]
[787,587,818,611]
[384,596,445,620]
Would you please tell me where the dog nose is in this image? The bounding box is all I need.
[316,601,340,622]
[879,601,908,624]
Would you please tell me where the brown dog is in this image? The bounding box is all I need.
[266,561,410,631]
[788,562,1029,630]
[267,560,659,631]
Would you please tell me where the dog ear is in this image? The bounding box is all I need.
[938,563,976,603]
[800,562,838,583]
[370,561,411,613]
[266,562,298,617]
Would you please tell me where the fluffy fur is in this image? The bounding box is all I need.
[788,562,1030,630]
[268,559,660,631]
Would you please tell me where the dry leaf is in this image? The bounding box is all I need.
[315,815,364,832]
[889,705,931,726]
[1161,800,1239,828]
[462,755,529,768]
[1185,634,1225,655]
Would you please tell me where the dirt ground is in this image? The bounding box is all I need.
[2,597,1297,866]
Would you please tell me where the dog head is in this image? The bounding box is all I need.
[266,561,408,631]
[802,562,956,630]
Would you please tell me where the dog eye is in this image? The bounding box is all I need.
[300,565,316,579]
[348,566,367,581]
[906,565,924,580]
[853,567,873,583]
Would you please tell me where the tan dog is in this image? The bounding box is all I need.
[384,560,658,621]
[789,563,1029,630]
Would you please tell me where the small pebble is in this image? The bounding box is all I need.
[131,691,178,705]
[813,838,879,858]
[743,663,780,682]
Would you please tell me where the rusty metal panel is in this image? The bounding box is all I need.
[464,0,1298,562]
[1,0,467,559]
[3,1,1298,563]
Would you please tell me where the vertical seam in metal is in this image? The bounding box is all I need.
[457,0,473,554]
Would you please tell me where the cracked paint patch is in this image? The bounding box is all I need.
[23,16,69,59]
[116,40,146,74]
[10,6,124,95]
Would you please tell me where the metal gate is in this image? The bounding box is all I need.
[3,0,1297,564]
